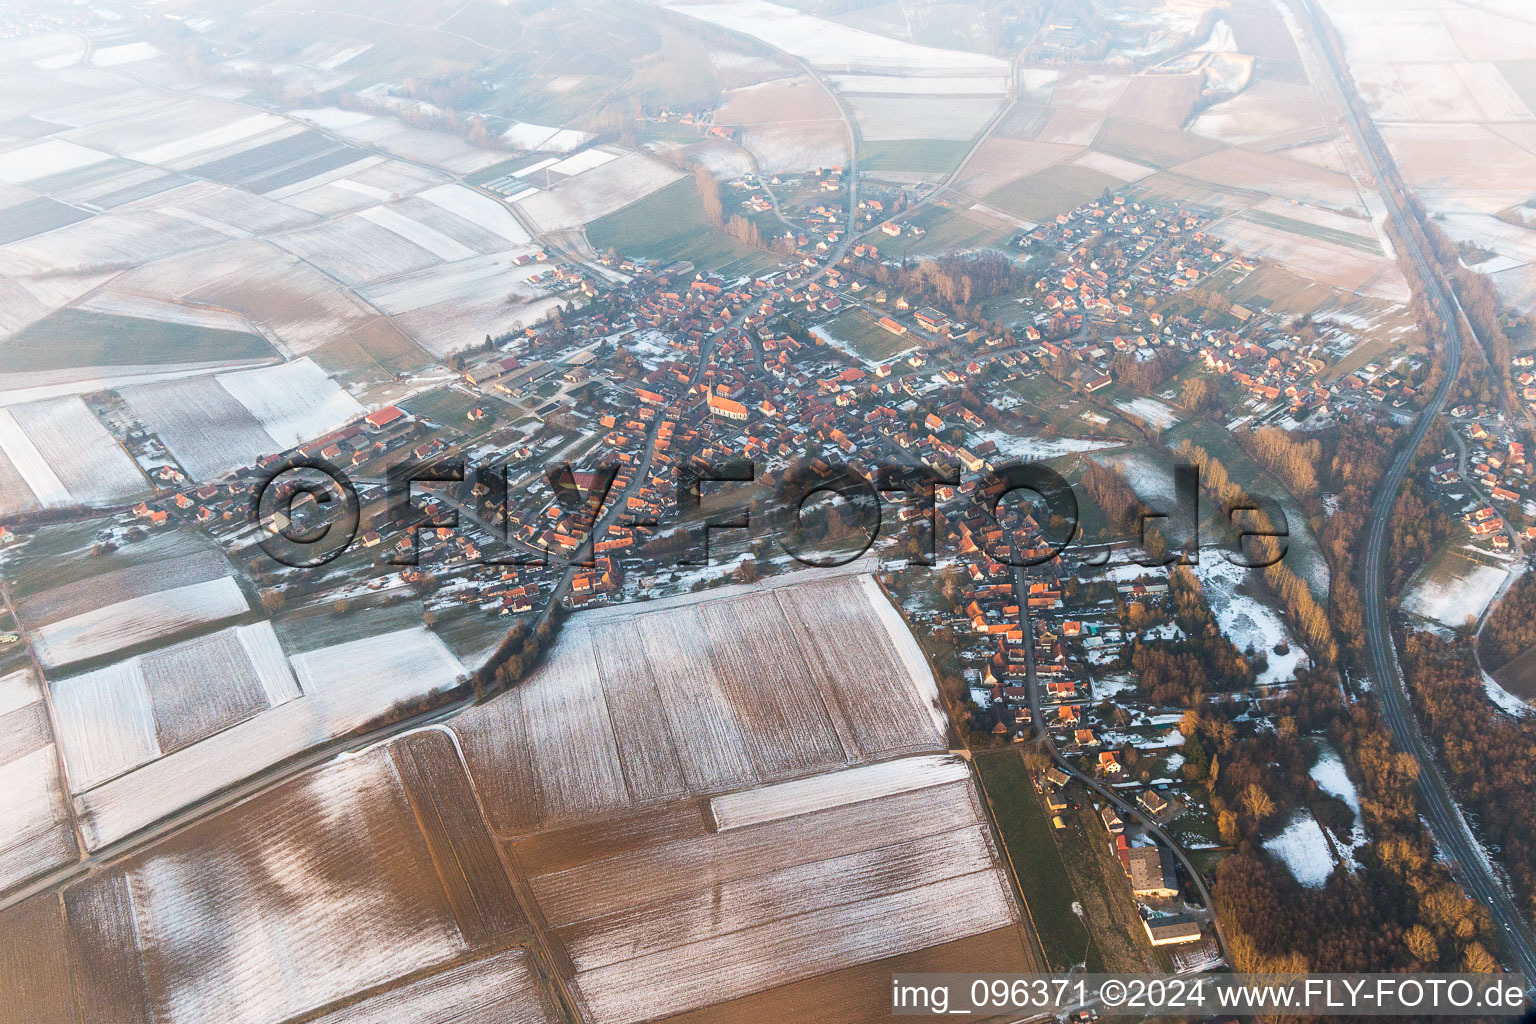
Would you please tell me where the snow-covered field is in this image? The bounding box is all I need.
[70,625,464,849]
[214,357,365,450]
[529,741,1022,1024]
[29,576,250,670]
[711,754,967,830]
[0,668,76,891]
[0,397,147,507]
[1400,556,1507,628]
[124,358,363,478]
[417,183,530,244]
[513,151,683,232]
[454,563,947,833]
[975,429,1126,461]
[1263,811,1336,887]
[658,0,1010,76]
[1115,396,1179,429]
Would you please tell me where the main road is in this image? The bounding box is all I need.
[1295,0,1536,978]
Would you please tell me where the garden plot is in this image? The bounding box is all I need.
[659,0,1008,75]
[530,756,1026,1024]
[454,565,947,835]
[0,396,147,508]
[28,575,249,671]
[71,625,464,849]
[0,668,77,893]
[513,151,684,233]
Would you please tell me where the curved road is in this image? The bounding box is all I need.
[1011,569,1232,964]
[1296,0,1536,978]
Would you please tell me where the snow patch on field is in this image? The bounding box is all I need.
[973,429,1126,461]
[711,754,968,830]
[1263,811,1335,887]
[1192,556,1306,685]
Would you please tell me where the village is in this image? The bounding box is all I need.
[0,180,1467,974]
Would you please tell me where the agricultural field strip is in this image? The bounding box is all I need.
[121,748,465,1024]
[560,824,1000,973]
[29,575,250,671]
[588,620,690,806]
[8,396,147,505]
[357,203,478,262]
[64,871,151,1024]
[140,629,277,754]
[696,592,850,779]
[631,608,760,793]
[213,357,366,450]
[390,730,527,947]
[15,549,231,627]
[531,778,989,926]
[576,866,1015,1024]
[517,621,631,825]
[0,669,43,718]
[0,667,73,885]
[69,626,461,849]
[304,948,557,1024]
[235,622,303,707]
[0,406,66,505]
[418,183,530,244]
[710,754,969,831]
[51,659,161,791]
[775,577,945,758]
